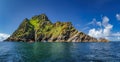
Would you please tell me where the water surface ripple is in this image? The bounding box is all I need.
[0,42,120,62]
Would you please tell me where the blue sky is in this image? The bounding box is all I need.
[0,0,120,41]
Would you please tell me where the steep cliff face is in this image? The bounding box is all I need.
[6,14,109,42]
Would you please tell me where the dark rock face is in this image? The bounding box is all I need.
[5,14,109,42]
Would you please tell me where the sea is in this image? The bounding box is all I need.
[0,41,120,62]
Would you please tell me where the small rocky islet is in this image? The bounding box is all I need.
[5,14,109,42]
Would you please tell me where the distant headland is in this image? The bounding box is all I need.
[5,14,109,42]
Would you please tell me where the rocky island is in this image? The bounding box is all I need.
[5,14,109,42]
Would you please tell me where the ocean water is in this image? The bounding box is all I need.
[0,42,120,62]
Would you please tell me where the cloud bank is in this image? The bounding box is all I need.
[0,33,10,41]
[88,16,113,39]
[87,16,120,41]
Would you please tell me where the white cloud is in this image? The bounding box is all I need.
[87,18,102,27]
[0,33,10,41]
[87,18,97,25]
[103,24,113,36]
[112,32,120,36]
[87,16,120,41]
[88,16,113,39]
[116,14,120,21]
[111,32,120,40]
[82,27,90,31]
[102,16,109,26]
[96,22,102,26]
[88,28,103,38]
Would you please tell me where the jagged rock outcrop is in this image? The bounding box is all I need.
[5,14,109,42]
[98,38,109,42]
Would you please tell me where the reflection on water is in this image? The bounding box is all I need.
[0,42,120,62]
[33,43,75,62]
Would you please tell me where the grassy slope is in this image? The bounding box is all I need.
[29,18,74,39]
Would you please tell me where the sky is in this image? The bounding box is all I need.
[0,0,120,41]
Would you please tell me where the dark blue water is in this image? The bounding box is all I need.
[0,42,120,62]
